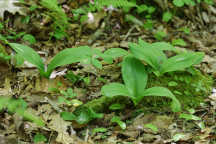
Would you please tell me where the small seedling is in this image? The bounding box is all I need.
[102,56,181,112]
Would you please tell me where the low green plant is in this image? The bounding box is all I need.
[61,106,103,124]
[129,39,204,76]
[102,56,181,112]
[58,88,82,107]
[9,43,103,78]
[40,0,69,39]
[0,97,44,126]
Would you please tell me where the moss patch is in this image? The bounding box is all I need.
[145,68,213,109]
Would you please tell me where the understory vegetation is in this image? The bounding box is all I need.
[0,0,215,143]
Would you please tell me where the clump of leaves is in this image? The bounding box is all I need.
[129,39,204,76]
[102,56,181,112]
[0,97,44,126]
[61,106,103,124]
[9,43,102,78]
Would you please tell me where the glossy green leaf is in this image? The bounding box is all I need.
[9,43,45,73]
[161,52,204,74]
[47,46,92,77]
[129,42,165,70]
[101,83,130,98]
[122,56,148,97]
[151,42,177,52]
[104,48,128,59]
[139,87,181,112]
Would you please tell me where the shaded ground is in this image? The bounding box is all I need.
[0,0,216,144]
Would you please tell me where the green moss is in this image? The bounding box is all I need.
[146,68,213,109]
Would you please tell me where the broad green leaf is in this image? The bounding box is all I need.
[101,83,130,98]
[151,42,177,52]
[139,87,181,112]
[47,46,92,77]
[9,43,45,73]
[122,56,148,97]
[111,116,126,130]
[161,52,204,74]
[103,48,128,59]
[129,42,164,70]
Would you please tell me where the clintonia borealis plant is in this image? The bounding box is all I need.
[101,56,181,112]
[129,39,204,76]
[9,43,107,78]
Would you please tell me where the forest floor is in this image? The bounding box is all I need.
[0,0,216,144]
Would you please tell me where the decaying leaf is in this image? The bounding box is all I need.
[0,0,23,18]
[48,114,87,144]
